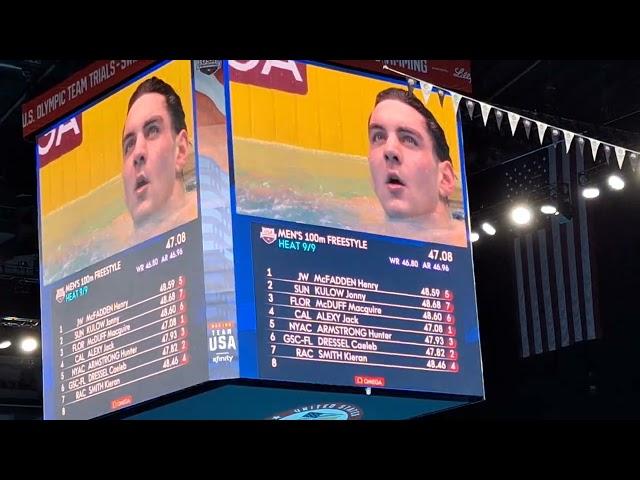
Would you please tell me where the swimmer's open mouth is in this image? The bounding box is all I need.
[135,175,149,192]
[386,173,405,186]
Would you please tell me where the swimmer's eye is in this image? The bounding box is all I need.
[369,130,386,144]
[123,137,135,156]
[400,134,419,146]
[146,123,160,138]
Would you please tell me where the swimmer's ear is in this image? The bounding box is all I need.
[174,129,189,173]
[438,160,456,199]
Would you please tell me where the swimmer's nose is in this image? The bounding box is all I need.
[383,136,401,165]
[132,137,147,168]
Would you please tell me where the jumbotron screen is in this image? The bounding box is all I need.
[38,60,483,420]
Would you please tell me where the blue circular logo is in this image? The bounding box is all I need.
[270,403,363,420]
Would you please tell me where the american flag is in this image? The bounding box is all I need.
[509,142,598,357]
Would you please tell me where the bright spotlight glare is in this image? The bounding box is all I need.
[582,187,600,199]
[481,222,496,236]
[511,206,532,225]
[607,174,625,191]
[540,204,558,215]
[470,232,480,242]
[0,340,11,349]
[20,337,38,353]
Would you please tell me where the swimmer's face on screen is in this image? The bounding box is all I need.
[122,77,188,229]
[367,88,456,221]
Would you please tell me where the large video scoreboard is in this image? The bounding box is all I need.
[38,60,483,419]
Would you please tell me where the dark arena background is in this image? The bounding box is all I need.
[1,59,640,421]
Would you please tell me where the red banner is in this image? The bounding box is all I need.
[229,60,308,95]
[331,60,472,93]
[37,114,83,167]
[22,60,156,137]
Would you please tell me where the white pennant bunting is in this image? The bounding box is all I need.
[421,87,635,173]
[589,138,600,161]
[452,92,463,113]
[577,137,585,157]
[563,130,575,154]
[495,110,504,131]
[523,119,532,139]
[615,146,626,169]
[466,100,475,120]
[507,112,520,136]
[420,81,433,104]
[537,122,548,144]
[480,102,491,126]
[604,145,612,163]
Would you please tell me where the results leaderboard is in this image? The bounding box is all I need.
[48,227,204,419]
[251,223,462,392]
